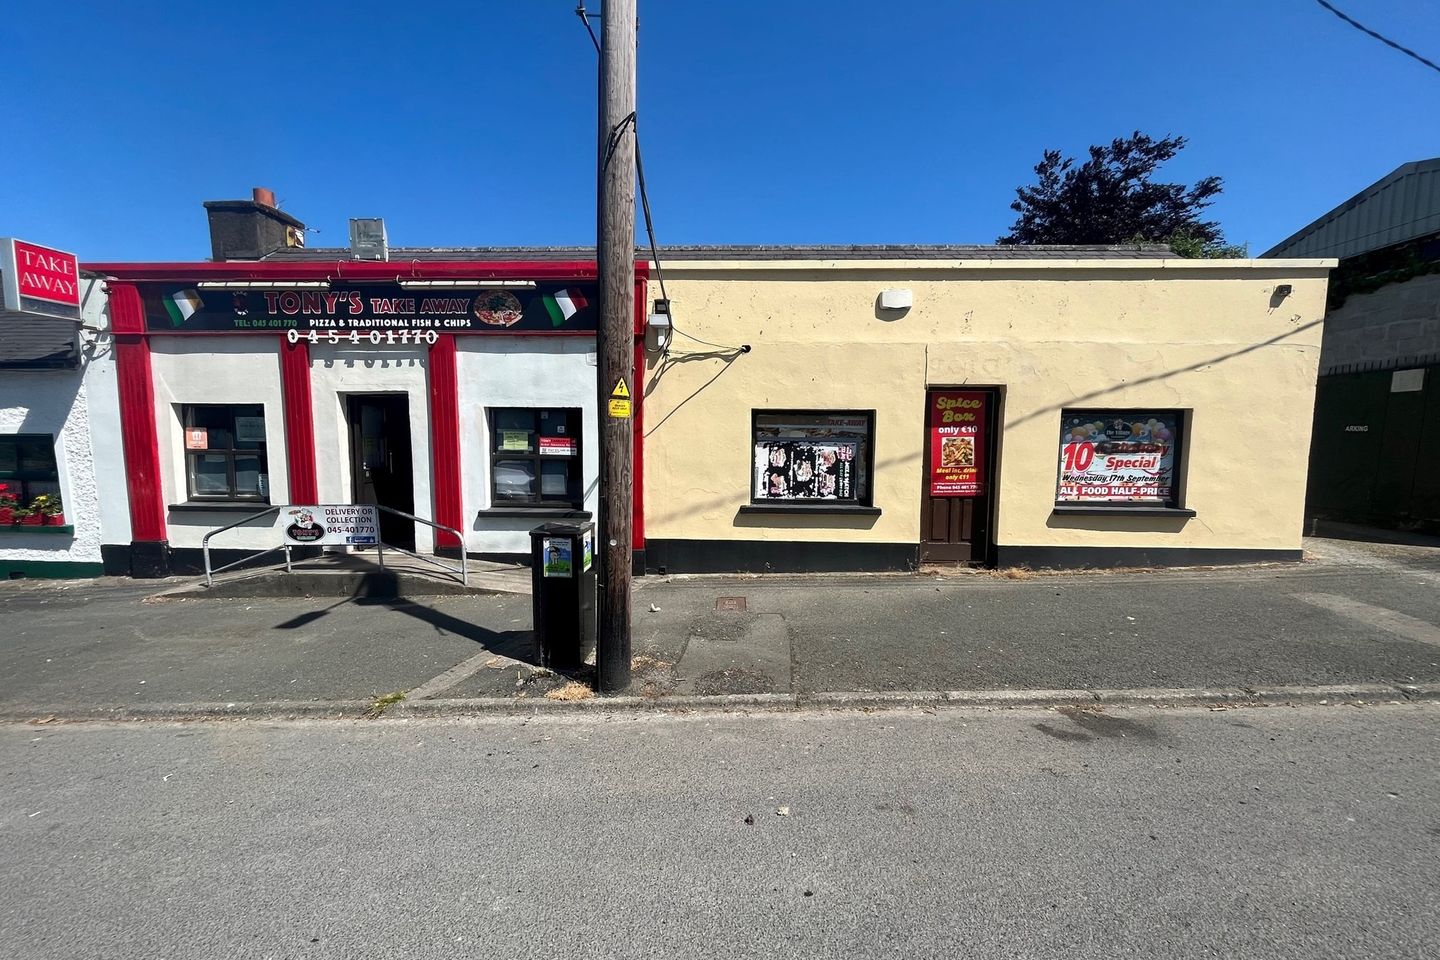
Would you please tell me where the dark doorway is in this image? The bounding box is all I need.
[920,387,999,565]
[347,394,416,551]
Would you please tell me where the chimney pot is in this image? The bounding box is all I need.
[252,187,276,208]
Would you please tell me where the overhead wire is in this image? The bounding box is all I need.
[1313,0,1440,77]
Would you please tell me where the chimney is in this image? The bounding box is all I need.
[202,187,305,261]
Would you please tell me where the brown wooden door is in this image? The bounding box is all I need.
[920,388,996,565]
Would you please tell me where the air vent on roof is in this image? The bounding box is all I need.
[348,218,388,261]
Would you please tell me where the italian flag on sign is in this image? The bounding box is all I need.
[540,288,589,327]
[163,289,204,327]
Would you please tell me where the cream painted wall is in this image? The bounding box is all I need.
[457,338,599,555]
[149,337,288,550]
[642,260,1333,554]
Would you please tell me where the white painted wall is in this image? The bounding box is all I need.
[149,337,288,550]
[81,277,131,550]
[0,367,102,568]
[457,337,599,555]
[309,341,434,554]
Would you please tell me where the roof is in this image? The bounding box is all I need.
[260,243,1178,263]
[1263,158,1440,260]
[0,313,78,368]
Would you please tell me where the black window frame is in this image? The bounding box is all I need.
[0,434,61,504]
[487,408,584,508]
[749,409,876,507]
[1054,408,1190,513]
[181,404,270,503]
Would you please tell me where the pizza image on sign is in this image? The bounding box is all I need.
[471,291,524,327]
[284,508,326,543]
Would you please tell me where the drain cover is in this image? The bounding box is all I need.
[715,596,747,612]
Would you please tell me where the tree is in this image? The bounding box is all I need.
[998,132,1244,257]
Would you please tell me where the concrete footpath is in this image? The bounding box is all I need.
[1,535,1438,719]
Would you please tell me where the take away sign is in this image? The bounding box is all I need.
[1,238,81,319]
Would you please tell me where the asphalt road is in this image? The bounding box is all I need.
[3,704,1438,959]
[4,536,1440,712]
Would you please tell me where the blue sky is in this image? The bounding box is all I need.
[2,0,1437,260]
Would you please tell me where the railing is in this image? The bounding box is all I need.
[202,506,290,587]
[200,504,468,588]
[374,505,469,588]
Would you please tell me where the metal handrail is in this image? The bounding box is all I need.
[374,505,469,587]
[201,505,290,587]
[199,503,467,589]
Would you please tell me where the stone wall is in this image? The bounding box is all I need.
[1321,271,1440,373]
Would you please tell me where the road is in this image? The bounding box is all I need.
[3,704,1438,959]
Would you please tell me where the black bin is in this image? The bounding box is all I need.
[529,522,597,670]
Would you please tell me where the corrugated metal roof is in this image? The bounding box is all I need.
[1263,158,1440,260]
[260,243,1176,263]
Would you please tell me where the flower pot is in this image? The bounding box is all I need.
[44,512,65,526]
[0,508,12,525]
[20,514,42,526]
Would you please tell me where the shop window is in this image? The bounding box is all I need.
[0,434,61,503]
[1056,410,1185,508]
[751,411,874,504]
[488,408,583,507]
[181,405,269,502]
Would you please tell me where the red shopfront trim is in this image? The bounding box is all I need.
[108,283,167,543]
[279,340,318,503]
[427,334,464,550]
[632,277,646,553]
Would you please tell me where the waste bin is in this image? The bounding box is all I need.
[529,521,597,670]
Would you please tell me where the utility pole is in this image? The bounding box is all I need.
[595,0,636,693]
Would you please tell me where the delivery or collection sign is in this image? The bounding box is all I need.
[278,505,380,546]
[928,391,987,497]
[1057,414,1178,502]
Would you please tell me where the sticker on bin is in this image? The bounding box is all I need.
[542,537,573,578]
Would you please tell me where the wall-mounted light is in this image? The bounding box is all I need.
[879,288,912,310]
[397,279,537,289]
[646,298,673,353]
[1273,284,1293,299]
[196,280,330,289]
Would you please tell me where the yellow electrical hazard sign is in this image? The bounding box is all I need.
[608,377,632,418]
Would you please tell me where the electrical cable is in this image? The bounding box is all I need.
[575,2,749,356]
[1313,0,1440,77]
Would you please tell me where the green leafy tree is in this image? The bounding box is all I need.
[999,132,1243,257]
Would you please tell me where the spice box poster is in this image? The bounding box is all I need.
[929,391,987,497]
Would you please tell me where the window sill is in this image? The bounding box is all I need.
[478,507,591,519]
[1051,504,1196,518]
[169,502,273,515]
[0,524,73,535]
[739,503,882,517]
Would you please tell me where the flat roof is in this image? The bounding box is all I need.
[262,243,1177,262]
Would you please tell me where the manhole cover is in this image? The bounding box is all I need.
[715,596,747,612]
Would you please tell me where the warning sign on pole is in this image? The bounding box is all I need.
[608,377,632,418]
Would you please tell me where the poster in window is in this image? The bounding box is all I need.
[184,428,208,451]
[1057,413,1178,503]
[753,440,857,500]
[929,391,987,496]
[234,417,266,443]
[538,436,577,456]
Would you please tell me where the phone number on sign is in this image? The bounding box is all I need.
[285,328,441,346]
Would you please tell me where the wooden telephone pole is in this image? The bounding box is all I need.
[595,0,636,693]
